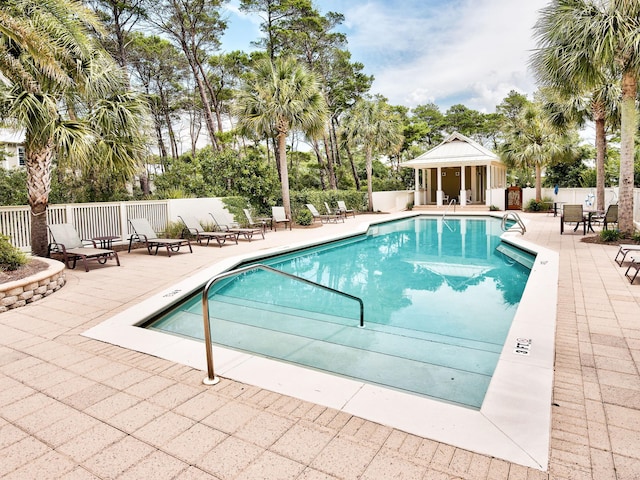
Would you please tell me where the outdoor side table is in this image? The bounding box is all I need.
[92,235,120,249]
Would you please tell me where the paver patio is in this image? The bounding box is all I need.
[1,211,639,479]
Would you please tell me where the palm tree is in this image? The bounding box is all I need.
[0,0,150,256]
[537,83,620,212]
[341,97,404,212]
[531,0,640,235]
[233,56,327,220]
[500,100,575,202]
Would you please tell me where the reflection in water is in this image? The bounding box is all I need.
[230,217,531,345]
[150,216,533,408]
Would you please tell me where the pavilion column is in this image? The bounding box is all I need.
[471,166,477,203]
[486,165,492,206]
[459,166,467,206]
[426,168,432,204]
[414,168,421,206]
[436,166,443,206]
[421,168,427,204]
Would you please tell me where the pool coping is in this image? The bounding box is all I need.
[83,211,557,470]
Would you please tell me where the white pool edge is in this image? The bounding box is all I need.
[83,212,556,470]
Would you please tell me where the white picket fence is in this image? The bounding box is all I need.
[0,201,171,250]
[3,189,639,251]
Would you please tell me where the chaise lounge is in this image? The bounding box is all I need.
[179,215,239,247]
[337,200,356,218]
[271,206,292,231]
[128,218,192,256]
[47,223,120,272]
[209,212,264,241]
[614,243,640,266]
[306,203,344,224]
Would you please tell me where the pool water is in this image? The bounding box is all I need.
[148,216,533,408]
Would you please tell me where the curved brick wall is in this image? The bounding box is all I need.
[0,258,66,313]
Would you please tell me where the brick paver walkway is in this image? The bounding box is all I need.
[1,212,639,479]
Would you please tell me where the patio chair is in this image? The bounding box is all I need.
[614,244,640,266]
[178,215,238,247]
[337,200,356,218]
[47,223,120,272]
[592,204,618,230]
[128,218,192,256]
[209,212,264,241]
[306,203,343,224]
[271,206,292,231]
[560,204,586,235]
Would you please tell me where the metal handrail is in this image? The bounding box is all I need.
[502,212,526,234]
[442,198,457,219]
[201,263,365,385]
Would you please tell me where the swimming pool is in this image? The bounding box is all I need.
[147,217,532,409]
[83,212,558,469]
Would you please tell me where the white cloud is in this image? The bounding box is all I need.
[334,0,548,111]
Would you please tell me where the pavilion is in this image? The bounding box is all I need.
[400,132,507,207]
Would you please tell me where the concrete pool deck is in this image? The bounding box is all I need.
[1,211,639,479]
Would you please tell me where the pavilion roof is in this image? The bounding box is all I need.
[400,131,502,169]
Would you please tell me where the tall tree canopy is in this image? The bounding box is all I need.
[341,96,404,211]
[532,0,640,235]
[233,56,327,219]
[0,0,150,256]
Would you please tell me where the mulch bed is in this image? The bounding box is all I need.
[0,258,50,284]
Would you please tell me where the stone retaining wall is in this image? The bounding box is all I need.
[0,258,66,313]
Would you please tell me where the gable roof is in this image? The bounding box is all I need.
[400,131,502,169]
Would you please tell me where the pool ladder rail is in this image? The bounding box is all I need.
[200,263,365,385]
[501,211,526,235]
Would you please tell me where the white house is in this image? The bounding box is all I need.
[0,128,25,169]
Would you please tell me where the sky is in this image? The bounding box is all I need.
[220,0,552,114]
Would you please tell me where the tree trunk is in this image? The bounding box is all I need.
[618,71,636,236]
[311,140,326,190]
[345,145,361,190]
[277,132,292,220]
[322,134,337,189]
[26,141,54,257]
[158,84,179,159]
[184,50,218,150]
[535,163,542,202]
[593,102,606,213]
[366,147,373,212]
[198,62,225,139]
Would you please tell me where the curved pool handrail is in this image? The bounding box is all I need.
[502,211,526,235]
[201,263,365,385]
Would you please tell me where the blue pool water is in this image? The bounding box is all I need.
[148,216,533,408]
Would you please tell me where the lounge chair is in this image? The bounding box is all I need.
[271,206,292,231]
[128,218,192,256]
[306,203,343,223]
[625,257,640,284]
[47,223,120,272]
[560,204,586,234]
[209,212,264,241]
[178,215,238,247]
[337,200,356,218]
[614,244,640,266]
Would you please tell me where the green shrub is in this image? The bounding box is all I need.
[525,199,544,212]
[164,221,187,239]
[0,234,27,272]
[599,229,621,242]
[489,205,500,211]
[296,209,313,226]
